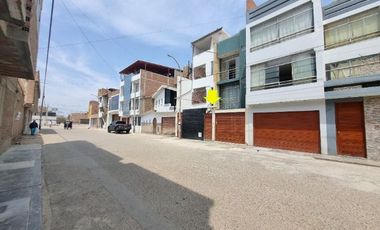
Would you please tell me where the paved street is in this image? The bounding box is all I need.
[42,127,380,230]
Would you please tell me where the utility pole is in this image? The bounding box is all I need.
[167,54,182,138]
[39,0,55,129]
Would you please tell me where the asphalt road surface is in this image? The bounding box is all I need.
[41,127,380,230]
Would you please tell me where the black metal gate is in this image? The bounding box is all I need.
[182,108,206,140]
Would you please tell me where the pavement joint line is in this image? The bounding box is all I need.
[0,160,35,171]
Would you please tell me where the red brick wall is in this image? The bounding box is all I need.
[140,70,176,114]
[162,117,175,135]
[192,87,206,104]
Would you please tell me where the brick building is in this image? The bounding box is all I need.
[119,60,179,134]
[88,100,99,128]
[0,0,43,152]
[69,112,89,125]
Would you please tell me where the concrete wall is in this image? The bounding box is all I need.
[0,77,26,153]
[364,96,380,161]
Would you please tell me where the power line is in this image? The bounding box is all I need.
[39,0,55,130]
[39,14,245,50]
[60,0,118,76]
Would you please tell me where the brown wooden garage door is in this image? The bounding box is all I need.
[162,117,175,135]
[204,112,245,144]
[253,111,320,153]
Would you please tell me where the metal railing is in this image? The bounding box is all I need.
[324,12,380,49]
[326,59,380,80]
[250,76,317,91]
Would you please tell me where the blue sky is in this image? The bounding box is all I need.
[37,0,332,115]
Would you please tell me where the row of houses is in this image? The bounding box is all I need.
[89,0,380,161]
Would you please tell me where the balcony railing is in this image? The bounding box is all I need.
[326,59,380,81]
[220,68,237,82]
[324,11,380,49]
[250,76,317,91]
[155,103,175,112]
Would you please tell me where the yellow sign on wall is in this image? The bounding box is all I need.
[204,89,221,105]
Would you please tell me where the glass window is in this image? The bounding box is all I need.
[326,54,380,80]
[220,83,240,109]
[220,57,238,81]
[250,3,313,50]
[250,51,316,91]
[325,8,380,49]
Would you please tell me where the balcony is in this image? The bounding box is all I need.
[250,4,314,52]
[324,8,379,50]
[326,54,380,81]
[250,52,317,92]
[0,0,39,80]
[155,103,175,113]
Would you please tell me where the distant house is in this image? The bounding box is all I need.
[69,112,89,125]
[118,60,179,134]
[88,101,99,128]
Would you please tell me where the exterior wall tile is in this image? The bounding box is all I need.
[364,96,380,161]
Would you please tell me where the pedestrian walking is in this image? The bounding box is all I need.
[29,120,38,136]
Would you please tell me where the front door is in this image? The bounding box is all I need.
[335,102,366,157]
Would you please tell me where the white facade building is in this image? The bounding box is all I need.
[321,0,380,160]
[245,0,328,154]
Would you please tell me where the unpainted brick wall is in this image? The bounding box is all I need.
[140,70,176,114]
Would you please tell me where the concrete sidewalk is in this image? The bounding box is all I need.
[0,135,42,230]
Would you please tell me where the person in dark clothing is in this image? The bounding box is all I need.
[29,120,38,135]
[68,121,73,129]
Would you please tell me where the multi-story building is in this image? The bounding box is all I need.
[177,28,229,140]
[69,112,89,125]
[204,29,247,144]
[322,0,380,160]
[107,90,120,126]
[119,60,177,134]
[97,88,118,128]
[151,85,177,135]
[0,0,42,151]
[88,100,99,128]
[245,0,327,154]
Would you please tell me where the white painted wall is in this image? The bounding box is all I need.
[245,100,328,154]
[323,35,380,66]
[246,0,325,105]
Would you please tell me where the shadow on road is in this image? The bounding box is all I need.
[43,140,213,230]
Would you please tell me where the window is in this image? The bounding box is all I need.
[132,81,139,93]
[250,51,316,91]
[109,95,119,111]
[193,65,206,79]
[220,57,238,81]
[250,3,313,51]
[325,8,380,49]
[192,87,207,104]
[220,83,240,109]
[326,54,380,80]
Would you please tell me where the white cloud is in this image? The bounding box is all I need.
[64,0,247,47]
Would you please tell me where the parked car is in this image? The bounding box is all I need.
[107,121,131,134]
